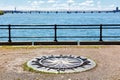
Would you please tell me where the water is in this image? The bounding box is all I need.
[1,13,120,24]
[0,13,120,42]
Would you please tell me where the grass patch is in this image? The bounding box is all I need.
[15,78,21,80]
[22,62,38,73]
[22,62,50,74]
[22,62,61,74]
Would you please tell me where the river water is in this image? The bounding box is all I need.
[0,13,120,42]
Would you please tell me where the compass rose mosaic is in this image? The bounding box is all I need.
[27,55,96,73]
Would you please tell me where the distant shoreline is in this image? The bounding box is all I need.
[3,10,120,14]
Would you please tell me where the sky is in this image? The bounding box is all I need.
[0,0,120,10]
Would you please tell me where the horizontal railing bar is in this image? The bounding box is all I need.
[102,27,120,29]
[0,24,120,27]
[0,25,55,26]
[8,37,54,38]
[1,36,120,38]
[56,25,100,26]
[9,28,54,29]
[0,37,99,38]
[57,36,100,38]
[57,24,120,26]
[102,36,120,38]
[12,36,97,38]
[57,28,100,29]
[0,28,99,29]
[0,37,8,38]
[0,27,120,29]
[57,36,120,38]
[0,28,9,29]
[58,28,120,29]
[101,24,120,26]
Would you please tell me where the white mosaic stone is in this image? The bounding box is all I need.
[27,55,96,73]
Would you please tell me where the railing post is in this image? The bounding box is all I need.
[8,24,12,42]
[54,24,57,42]
[99,24,103,41]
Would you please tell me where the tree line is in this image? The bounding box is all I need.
[0,10,4,15]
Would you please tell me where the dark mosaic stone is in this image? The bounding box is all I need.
[27,55,96,73]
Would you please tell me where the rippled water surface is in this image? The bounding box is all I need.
[0,13,120,41]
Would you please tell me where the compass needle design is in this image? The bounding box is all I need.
[27,55,96,73]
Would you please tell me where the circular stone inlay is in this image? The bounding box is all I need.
[27,55,96,73]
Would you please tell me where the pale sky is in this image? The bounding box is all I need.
[0,0,119,10]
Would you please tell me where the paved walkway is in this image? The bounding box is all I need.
[0,46,120,80]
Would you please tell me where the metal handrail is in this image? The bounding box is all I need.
[1,24,120,26]
[0,24,120,42]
